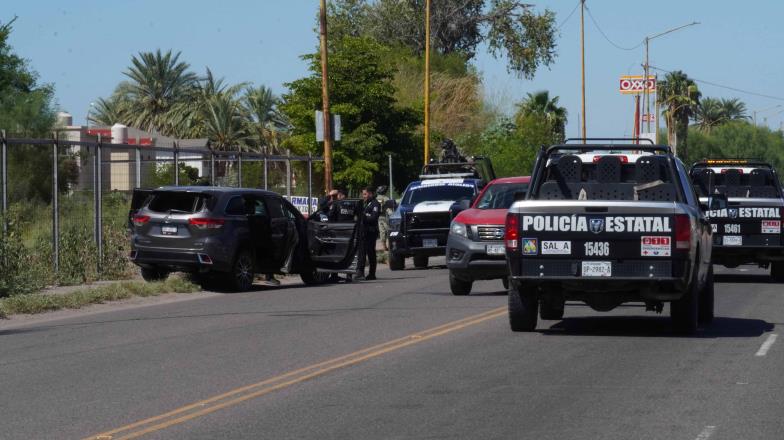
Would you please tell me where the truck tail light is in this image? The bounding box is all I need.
[132,215,150,227]
[188,218,225,229]
[505,213,519,250]
[675,214,691,250]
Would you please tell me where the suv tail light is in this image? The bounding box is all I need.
[675,214,691,250]
[132,215,150,227]
[505,213,519,250]
[189,218,225,229]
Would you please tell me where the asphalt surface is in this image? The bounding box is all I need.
[0,260,782,440]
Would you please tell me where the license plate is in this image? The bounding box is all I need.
[582,261,611,277]
[423,238,438,248]
[723,236,742,246]
[486,244,506,255]
[161,225,178,235]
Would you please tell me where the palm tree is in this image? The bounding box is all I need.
[515,90,568,142]
[243,85,289,154]
[719,98,749,121]
[87,95,129,126]
[694,97,724,132]
[203,94,248,151]
[658,70,700,158]
[122,49,199,135]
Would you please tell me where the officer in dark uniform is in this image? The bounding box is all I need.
[356,186,381,281]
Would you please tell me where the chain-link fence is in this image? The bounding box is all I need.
[0,131,323,293]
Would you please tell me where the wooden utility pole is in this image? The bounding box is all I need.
[423,0,431,165]
[319,0,333,191]
[580,0,586,142]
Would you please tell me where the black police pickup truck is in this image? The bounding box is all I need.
[690,159,784,281]
[505,140,713,334]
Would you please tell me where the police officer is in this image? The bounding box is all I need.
[376,186,391,251]
[356,186,381,281]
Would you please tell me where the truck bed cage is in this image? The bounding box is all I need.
[691,159,774,168]
[421,156,496,182]
[546,143,672,155]
[563,137,656,145]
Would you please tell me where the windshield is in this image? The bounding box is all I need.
[476,183,528,209]
[402,184,475,205]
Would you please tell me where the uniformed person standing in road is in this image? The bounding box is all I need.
[376,186,392,251]
[356,186,381,281]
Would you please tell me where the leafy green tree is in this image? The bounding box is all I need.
[515,90,567,143]
[281,36,421,191]
[658,70,700,158]
[243,85,289,154]
[687,121,784,168]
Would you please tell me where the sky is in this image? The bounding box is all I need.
[7,0,784,138]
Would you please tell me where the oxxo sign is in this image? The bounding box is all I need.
[619,75,656,95]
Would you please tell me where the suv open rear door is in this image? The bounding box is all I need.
[306,200,362,270]
[129,188,154,227]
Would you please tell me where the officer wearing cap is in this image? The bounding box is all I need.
[356,186,381,281]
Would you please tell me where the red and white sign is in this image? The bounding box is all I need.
[642,113,656,122]
[762,220,781,234]
[641,236,671,257]
[619,75,656,95]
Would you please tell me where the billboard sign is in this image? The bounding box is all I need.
[619,75,656,94]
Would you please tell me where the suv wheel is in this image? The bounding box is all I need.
[771,262,784,282]
[698,265,715,326]
[413,255,429,269]
[509,285,538,332]
[388,252,405,271]
[229,250,255,292]
[671,268,699,334]
[141,267,169,283]
[449,273,472,296]
[300,265,322,285]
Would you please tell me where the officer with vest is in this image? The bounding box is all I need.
[356,186,381,281]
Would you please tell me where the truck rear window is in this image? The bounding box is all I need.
[147,192,209,214]
[535,154,677,202]
[403,185,475,205]
[691,167,780,198]
[476,183,527,209]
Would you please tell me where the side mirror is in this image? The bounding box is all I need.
[708,193,728,211]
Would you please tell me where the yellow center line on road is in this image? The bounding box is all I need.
[85,306,507,440]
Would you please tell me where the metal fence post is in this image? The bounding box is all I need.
[173,142,180,186]
[135,146,141,188]
[96,135,103,273]
[237,149,243,187]
[210,151,215,186]
[52,134,59,274]
[388,154,394,200]
[263,150,268,190]
[1,130,7,236]
[286,149,292,198]
[307,152,313,216]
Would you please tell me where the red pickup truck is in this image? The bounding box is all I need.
[446,176,530,295]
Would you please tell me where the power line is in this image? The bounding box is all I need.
[558,0,581,31]
[584,4,643,51]
[649,65,784,102]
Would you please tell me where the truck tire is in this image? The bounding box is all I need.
[449,273,472,296]
[502,277,509,290]
[771,262,784,282]
[508,286,538,332]
[141,267,169,283]
[671,269,699,334]
[698,265,715,326]
[539,299,565,321]
[413,255,429,269]
[388,252,405,271]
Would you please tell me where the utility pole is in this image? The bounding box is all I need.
[643,37,650,133]
[580,0,586,142]
[423,0,431,164]
[319,0,333,191]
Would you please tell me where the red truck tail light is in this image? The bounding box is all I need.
[188,218,225,229]
[674,214,691,250]
[132,215,150,227]
[593,155,628,163]
[505,213,519,250]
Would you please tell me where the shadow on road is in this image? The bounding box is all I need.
[541,316,774,338]
[715,273,773,284]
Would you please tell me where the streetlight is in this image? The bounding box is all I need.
[642,21,700,134]
[752,104,782,126]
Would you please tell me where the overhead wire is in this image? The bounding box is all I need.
[649,65,784,102]
[558,0,581,31]
[584,4,644,51]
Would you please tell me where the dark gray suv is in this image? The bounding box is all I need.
[129,187,360,290]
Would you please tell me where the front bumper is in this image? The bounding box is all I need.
[389,230,449,257]
[446,234,508,281]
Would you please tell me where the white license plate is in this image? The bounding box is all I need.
[582,261,611,277]
[723,236,742,246]
[486,244,506,255]
[423,238,438,248]
[161,225,178,235]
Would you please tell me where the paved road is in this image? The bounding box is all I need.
[0,260,781,439]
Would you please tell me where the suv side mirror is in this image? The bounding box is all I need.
[707,193,728,211]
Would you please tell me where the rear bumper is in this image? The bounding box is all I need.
[131,244,233,272]
[447,234,507,280]
[712,245,784,264]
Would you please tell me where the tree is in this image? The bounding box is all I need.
[515,90,567,143]
[719,98,748,121]
[280,36,421,191]
[243,85,289,154]
[694,97,724,133]
[658,70,700,158]
[688,121,784,167]
[328,0,557,79]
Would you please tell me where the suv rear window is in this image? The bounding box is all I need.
[691,167,781,198]
[402,184,475,205]
[147,192,209,214]
[476,183,527,209]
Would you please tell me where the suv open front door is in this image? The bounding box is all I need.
[306,200,362,270]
